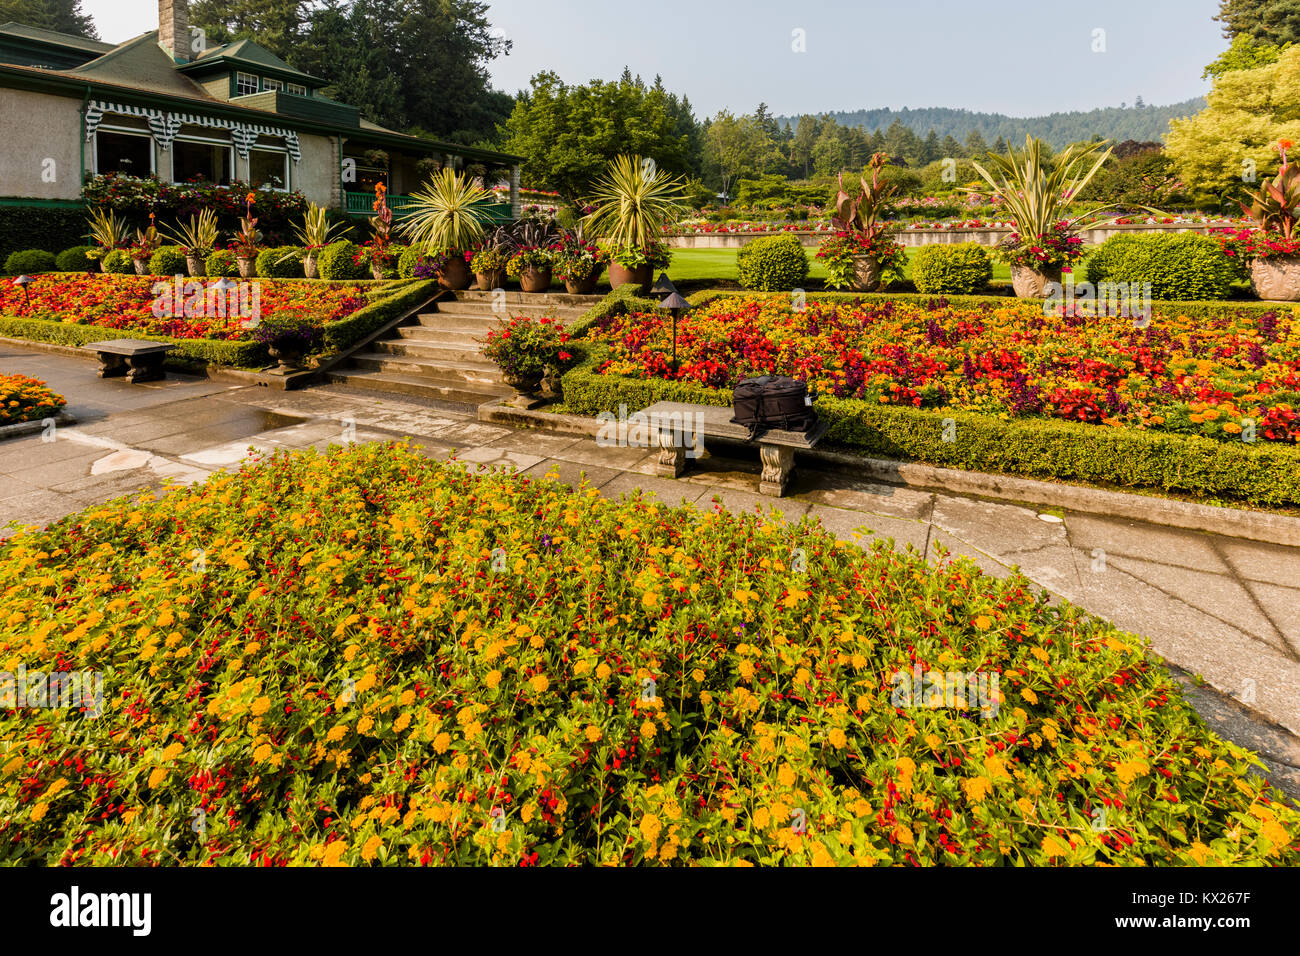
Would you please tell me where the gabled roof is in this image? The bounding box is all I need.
[0,21,114,55]
[64,30,212,101]
[180,37,325,86]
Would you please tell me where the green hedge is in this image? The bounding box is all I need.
[320,279,439,354]
[101,249,133,274]
[149,246,188,276]
[909,242,992,295]
[0,315,266,369]
[257,246,304,278]
[3,249,56,275]
[1084,233,1236,301]
[565,283,717,339]
[737,234,809,292]
[205,250,238,277]
[0,202,88,267]
[318,240,367,280]
[560,341,1300,507]
[55,246,96,272]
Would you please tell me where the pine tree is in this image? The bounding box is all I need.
[0,0,98,38]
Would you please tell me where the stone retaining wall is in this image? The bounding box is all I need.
[666,222,1226,249]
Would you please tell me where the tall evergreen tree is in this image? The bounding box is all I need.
[963,129,989,157]
[1215,0,1300,46]
[0,0,98,38]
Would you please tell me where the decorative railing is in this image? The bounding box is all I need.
[343,192,514,223]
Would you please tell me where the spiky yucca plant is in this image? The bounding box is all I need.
[86,207,129,253]
[400,169,496,254]
[162,208,220,258]
[582,155,687,250]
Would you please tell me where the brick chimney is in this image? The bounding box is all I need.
[159,0,189,62]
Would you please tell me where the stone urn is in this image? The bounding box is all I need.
[267,339,306,371]
[1011,264,1062,298]
[303,251,319,279]
[371,260,385,280]
[518,266,552,293]
[476,268,505,291]
[1249,256,1300,301]
[502,367,544,408]
[185,255,207,278]
[237,256,256,279]
[850,255,882,292]
[608,262,651,293]
[438,256,472,291]
[132,257,149,275]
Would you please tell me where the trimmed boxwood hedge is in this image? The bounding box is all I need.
[320,279,439,353]
[1084,233,1237,301]
[3,249,56,275]
[101,249,133,274]
[148,246,188,276]
[737,233,809,291]
[909,242,993,295]
[257,246,304,278]
[317,240,367,280]
[0,316,267,368]
[559,339,1300,507]
[205,249,238,277]
[55,246,96,272]
[0,202,88,267]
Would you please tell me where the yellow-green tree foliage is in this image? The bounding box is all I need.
[1167,45,1300,195]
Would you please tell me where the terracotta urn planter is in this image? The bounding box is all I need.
[564,268,601,295]
[132,257,149,275]
[518,266,552,293]
[303,252,319,279]
[608,262,652,293]
[237,256,256,279]
[1249,256,1300,301]
[438,256,472,291]
[1010,264,1062,298]
[476,269,506,291]
[185,255,207,278]
[850,255,882,292]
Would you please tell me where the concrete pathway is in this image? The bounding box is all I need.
[2,343,1298,797]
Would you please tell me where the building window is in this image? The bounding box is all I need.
[263,77,283,91]
[250,148,289,191]
[287,83,307,96]
[173,135,233,185]
[95,128,154,177]
[235,71,258,96]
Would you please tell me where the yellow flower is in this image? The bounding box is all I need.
[147,767,168,789]
[828,728,847,749]
[31,802,48,821]
[361,835,383,862]
[777,763,796,787]
[962,777,992,803]
[1041,835,1071,858]
[485,669,502,689]
[322,840,348,866]
[530,674,549,693]
[433,732,451,754]
[161,742,183,762]
[640,720,656,739]
[596,662,612,680]
[639,814,662,843]
[253,744,273,763]
[585,725,602,742]
[250,696,271,716]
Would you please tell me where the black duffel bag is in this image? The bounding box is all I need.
[731,375,818,435]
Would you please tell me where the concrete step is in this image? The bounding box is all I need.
[452,289,602,309]
[416,312,508,331]
[327,369,511,406]
[396,326,488,346]
[373,338,495,365]
[349,352,505,387]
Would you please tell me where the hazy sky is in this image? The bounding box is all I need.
[83,0,1227,117]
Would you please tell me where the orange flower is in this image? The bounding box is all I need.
[246,192,256,204]
[375,183,387,195]
[1279,139,1294,151]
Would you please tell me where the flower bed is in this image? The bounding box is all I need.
[0,442,1294,866]
[0,373,65,426]
[0,273,368,341]
[590,295,1300,445]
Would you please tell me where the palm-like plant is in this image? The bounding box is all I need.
[832,152,898,243]
[1242,140,1300,240]
[969,136,1114,243]
[86,207,129,253]
[292,202,350,250]
[163,208,220,257]
[582,155,687,250]
[400,169,496,253]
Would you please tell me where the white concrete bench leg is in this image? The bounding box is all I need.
[655,426,686,478]
[759,443,795,497]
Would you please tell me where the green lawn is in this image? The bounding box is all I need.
[659,246,1013,284]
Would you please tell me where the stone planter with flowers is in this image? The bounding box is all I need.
[478,313,574,408]
[1217,139,1300,302]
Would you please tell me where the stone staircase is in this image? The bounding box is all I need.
[327,289,599,407]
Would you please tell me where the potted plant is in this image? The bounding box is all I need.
[1220,139,1300,300]
[250,313,322,371]
[507,245,554,293]
[555,226,607,294]
[819,152,904,292]
[470,244,511,290]
[86,207,129,274]
[130,213,161,274]
[231,192,262,278]
[583,154,687,293]
[478,313,573,407]
[969,136,1114,298]
[290,202,350,278]
[400,168,496,290]
[163,208,220,277]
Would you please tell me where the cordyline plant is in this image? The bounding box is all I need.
[162,208,220,258]
[1242,139,1300,240]
[292,201,350,251]
[85,207,129,259]
[583,155,687,250]
[831,152,898,243]
[401,168,496,254]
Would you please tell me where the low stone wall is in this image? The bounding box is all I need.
[666,222,1226,250]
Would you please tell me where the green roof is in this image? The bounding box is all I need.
[66,31,210,100]
[180,37,324,86]
[0,22,114,55]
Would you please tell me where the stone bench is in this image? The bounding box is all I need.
[642,400,828,497]
[83,339,175,384]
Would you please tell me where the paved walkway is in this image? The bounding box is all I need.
[3,343,1299,797]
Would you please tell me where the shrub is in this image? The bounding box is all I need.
[1085,232,1236,300]
[382,243,407,280]
[0,372,65,426]
[910,242,993,294]
[3,249,56,275]
[205,249,238,277]
[397,244,425,279]
[317,240,367,280]
[2,442,1296,865]
[257,245,304,278]
[101,248,134,274]
[148,246,188,276]
[737,234,809,291]
[54,245,97,272]
[0,203,88,267]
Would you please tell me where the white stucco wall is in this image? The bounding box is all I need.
[293,131,336,207]
[0,88,84,200]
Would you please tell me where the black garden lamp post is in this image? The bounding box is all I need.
[13,274,32,307]
[659,289,690,372]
